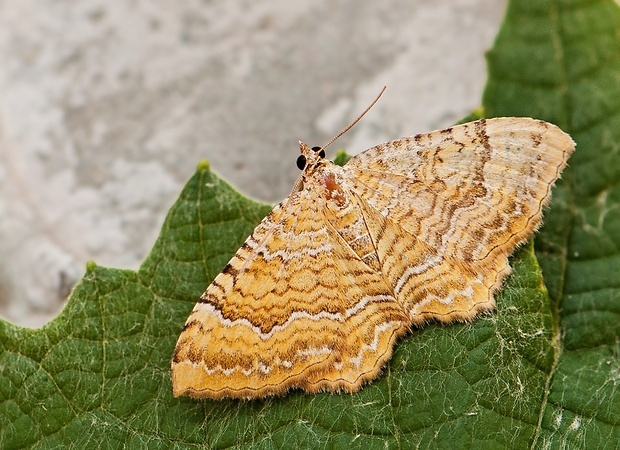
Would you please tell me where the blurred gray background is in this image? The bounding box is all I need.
[0,1,506,327]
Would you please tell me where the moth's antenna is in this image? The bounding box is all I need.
[320,86,386,152]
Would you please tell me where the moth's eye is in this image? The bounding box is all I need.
[296,154,307,170]
[312,146,326,158]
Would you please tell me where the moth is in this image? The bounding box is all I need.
[171,89,574,399]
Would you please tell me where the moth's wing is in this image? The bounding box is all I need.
[171,190,409,399]
[345,118,574,322]
[352,192,496,324]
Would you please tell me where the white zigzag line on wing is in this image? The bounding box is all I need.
[245,237,334,262]
[193,294,396,340]
[394,254,444,295]
[409,283,478,317]
[349,321,402,368]
[200,346,333,376]
[267,227,326,241]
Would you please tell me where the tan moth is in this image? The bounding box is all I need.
[171,89,574,399]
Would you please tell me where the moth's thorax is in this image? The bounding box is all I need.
[297,141,350,208]
[309,165,349,208]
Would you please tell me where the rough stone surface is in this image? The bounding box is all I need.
[0,1,505,327]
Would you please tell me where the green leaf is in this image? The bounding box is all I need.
[1,0,619,448]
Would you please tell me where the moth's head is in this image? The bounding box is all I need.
[295,86,385,179]
[294,141,347,206]
[296,142,326,173]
